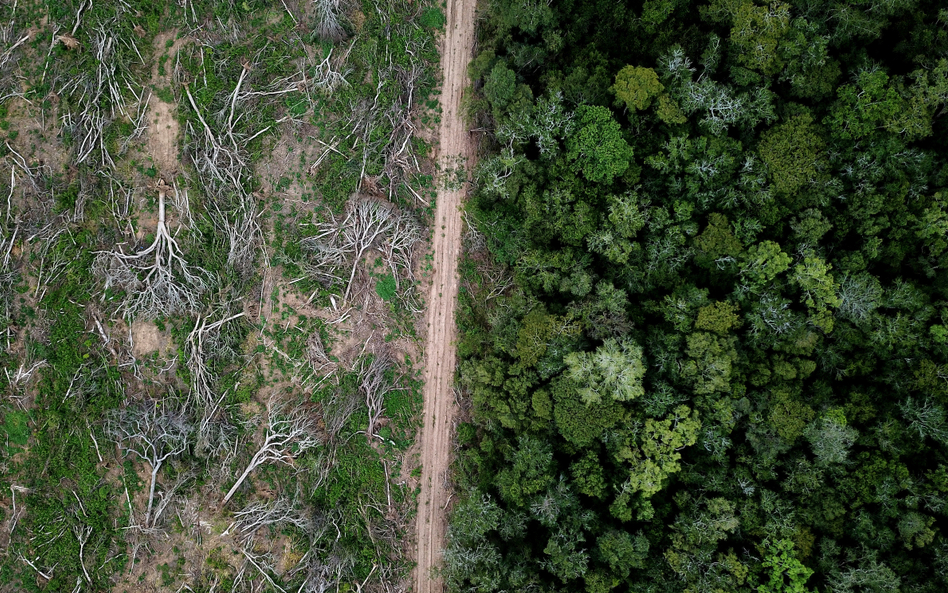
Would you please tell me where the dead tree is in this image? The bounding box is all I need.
[356,354,391,441]
[73,523,93,584]
[105,404,192,529]
[309,42,352,94]
[381,62,425,200]
[184,81,265,277]
[182,64,301,276]
[313,0,345,42]
[57,18,148,169]
[184,81,251,193]
[221,400,320,507]
[186,311,245,456]
[93,183,209,319]
[380,208,421,290]
[234,497,311,540]
[321,386,360,443]
[300,219,348,288]
[303,198,418,302]
[342,35,427,205]
[0,208,18,352]
[0,18,29,101]
[287,509,356,593]
[149,466,196,529]
[235,545,287,593]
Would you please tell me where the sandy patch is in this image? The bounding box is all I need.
[130,320,171,357]
[147,97,180,178]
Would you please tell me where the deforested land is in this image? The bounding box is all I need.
[0,0,451,591]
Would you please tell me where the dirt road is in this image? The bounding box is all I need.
[413,0,476,591]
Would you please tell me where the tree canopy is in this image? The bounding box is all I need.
[448,0,948,592]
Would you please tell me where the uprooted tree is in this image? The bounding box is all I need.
[221,399,320,507]
[105,403,192,529]
[93,182,209,319]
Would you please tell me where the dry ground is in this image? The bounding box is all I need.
[413,0,477,591]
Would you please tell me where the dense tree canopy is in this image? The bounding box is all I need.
[448,0,948,592]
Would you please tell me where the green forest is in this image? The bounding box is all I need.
[446,0,948,592]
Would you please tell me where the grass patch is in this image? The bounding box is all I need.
[375,273,397,301]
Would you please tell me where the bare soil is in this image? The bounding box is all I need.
[130,319,171,358]
[413,0,477,591]
[146,31,187,178]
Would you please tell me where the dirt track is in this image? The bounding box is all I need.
[413,0,476,591]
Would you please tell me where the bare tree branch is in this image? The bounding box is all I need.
[221,400,320,507]
[105,403,192,528]
[93,183,210,319]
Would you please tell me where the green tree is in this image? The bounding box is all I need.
[729,1,792,76]
[758,538,815,593]
[758,113,825,196]
[804,413,859,467]
[564,338,646,404]
[554,380,627,447]
[614,405,702,499]
[495,435,555,506]
[484,62,517,113]
[571,450,608,499]
[596,530,649,579]
[612,66,664,111]
[565,105,634,184]
[695,301,742,334]
[694,212,743,268]
[741,241,791,286]
[682,331,739,394]
[543,525,590,582]
[791,255,841,333]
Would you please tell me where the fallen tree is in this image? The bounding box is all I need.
[105,403,192,529]
[221,399,320,507]
[93,182,209,319]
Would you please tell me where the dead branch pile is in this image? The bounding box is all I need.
[301,197,421,302]
[183,60,301,277]
[57,14,149,169]
[93,184,209,319]
[0,6,30,101]
[341,21,431,205]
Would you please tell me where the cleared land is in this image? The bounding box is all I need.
[414,0,477,591]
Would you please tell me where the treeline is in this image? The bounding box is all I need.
[446,0,948,592]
